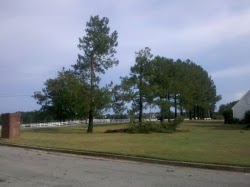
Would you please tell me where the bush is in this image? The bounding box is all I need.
[127,116,184,134]
[222,109,239,124]
[212,114,224,120]
[243,124,250,130]
[244,110,250,124]
[172,116,185,126]
[242,110,250,129]
[128,122,148,134]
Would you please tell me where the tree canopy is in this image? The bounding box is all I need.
[121,52,221,121]
[33,69,88,121]
[33,15,222,130]
[218,100,238,115]
[72,15,119,133]
[121,47,153,122]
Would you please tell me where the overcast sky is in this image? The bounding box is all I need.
[0,0,250,114]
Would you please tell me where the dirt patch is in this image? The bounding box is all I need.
[105,128,129,133]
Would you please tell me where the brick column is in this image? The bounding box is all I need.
[1,113,21,139]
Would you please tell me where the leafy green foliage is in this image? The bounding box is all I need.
[147,56,174,121]
[222,109,239,124]
[144,57,221,120]
[222,109,233,124]
[110,84,127,114]
[121,47,153,122]
[20,111,54,124]
[244,110,250,124]
[242,110,250,129]
[127,116,184,134]
[179,60,221,118]
[33,69,88,121]
[218,100,238,115]
[73,15,119,133]
[32,15,221,128]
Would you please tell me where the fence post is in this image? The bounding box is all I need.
[1,112,21,139]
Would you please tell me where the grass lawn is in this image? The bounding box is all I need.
[1,120,250,167]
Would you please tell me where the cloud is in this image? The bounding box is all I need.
[0,0,250,113]
[211,64,250,78]
[106,1,250,73]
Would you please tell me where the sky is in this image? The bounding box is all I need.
[0,0,250,114]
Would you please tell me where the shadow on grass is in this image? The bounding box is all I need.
[184,120,223,124]
[184,120,247,130]
[24,126,87,134]
[188,123,245,130]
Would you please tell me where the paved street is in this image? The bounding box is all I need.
[0,146,249,187]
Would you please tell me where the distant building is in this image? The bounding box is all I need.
[232,90,250,120]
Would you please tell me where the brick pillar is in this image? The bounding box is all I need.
[1,113,21,139]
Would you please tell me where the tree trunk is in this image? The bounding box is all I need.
[138,67,143,123]
[87,109,93,133]
[87,56,95,133]
[207,109,211,119]
[149,104,152,121]
[189,110,192,120]
[193,105,196,120]
[174,94,177,118]
[180,99,183,116]
[180,106,183,116]
[160,107,165,122]
[139,94,143,123]
[168,93,171,122]
[201,108,205,119]
[197,105,199,119]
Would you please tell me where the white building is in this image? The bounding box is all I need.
[232,90,250,120]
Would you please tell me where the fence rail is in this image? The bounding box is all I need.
[0,119,166,130]
[0,119,133,130]
[1,118,205,130]
[86,119,130,124]
[20,120,85,128]
[20,119,132,129]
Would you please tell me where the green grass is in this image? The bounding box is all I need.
[1,120,250,167]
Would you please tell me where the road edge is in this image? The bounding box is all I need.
[0,142,249,173]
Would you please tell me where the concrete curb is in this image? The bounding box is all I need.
[0,142,249,173]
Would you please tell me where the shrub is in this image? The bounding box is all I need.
[232,118,240,124]
[243,124,250,130]
[128,121,158,134]
[212,114,224,120]
[222,109,238,124]
[172,116,185,126]
[127,116,184,134]
[162,116,185,132]
[243,110,250,129]
[244,110,250,124]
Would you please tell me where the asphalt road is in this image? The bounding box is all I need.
[0,146,249,187]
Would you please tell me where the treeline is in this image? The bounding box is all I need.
[120,47,221,122]
[33,15,221,133]
[20,111,54,124]
[33,49,221,125]
[0,111,53,125]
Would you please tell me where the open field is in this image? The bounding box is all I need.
[1,120,250,167]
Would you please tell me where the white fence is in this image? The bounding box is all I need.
[87,119,130,124]
[0,118,214,130]
[0,120,84,130]
[21,119,132,129]
[0,119,132,130]
[20,119,131,128]
[21,120,85,128]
